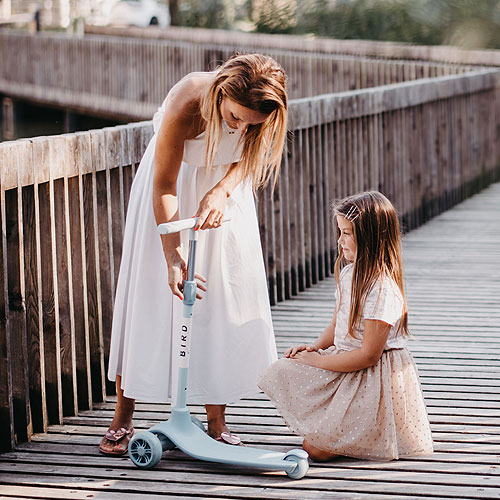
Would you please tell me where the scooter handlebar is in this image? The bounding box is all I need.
[158,218,196,235]
[158,217,230,235]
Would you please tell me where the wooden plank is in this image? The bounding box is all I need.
[59,135,84,419]
[50,137,74,423]
[0,484,186,500]
[1,464,500,499]
[5,141,32,444]
[38,173,60,426]
[1,182,498,500]
[70,170,92,411]
[22,167,46,434]
[0,144,15,452]
[81,164,101,405]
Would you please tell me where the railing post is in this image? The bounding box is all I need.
[2,97,15,142]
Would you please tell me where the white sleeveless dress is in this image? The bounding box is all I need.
[107,99,277,405]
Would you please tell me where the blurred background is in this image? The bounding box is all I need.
[1,0,500,50]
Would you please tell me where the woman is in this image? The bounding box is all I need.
[99,53,288,454]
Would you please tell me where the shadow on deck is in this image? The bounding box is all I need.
[1,183,499,500]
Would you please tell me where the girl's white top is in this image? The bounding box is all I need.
[333,264,407,351]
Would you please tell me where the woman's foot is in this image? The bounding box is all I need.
[98,376,136,455]
[215,431,242,446]
[98,426,135,455]
[205,404,243,446]
[303,439,338,462]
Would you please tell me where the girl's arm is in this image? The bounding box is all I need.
[292,319,391,372]
[284,313,336,358]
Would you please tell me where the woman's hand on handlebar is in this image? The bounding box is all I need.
[166,249,207,300]
[194,186,228,230]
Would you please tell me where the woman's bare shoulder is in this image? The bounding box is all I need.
[165,72,213,112]
[162,72,214,136]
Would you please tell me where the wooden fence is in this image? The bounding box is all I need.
[87,24,500,68]
[0,29,471,121]
[1,66,499,452]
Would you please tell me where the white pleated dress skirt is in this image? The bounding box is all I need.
[107,102,277,404]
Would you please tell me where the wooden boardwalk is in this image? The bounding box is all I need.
[1,182,499,499]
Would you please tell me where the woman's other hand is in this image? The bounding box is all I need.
[166,249,207,300]
[194,186,228,230]
[284,344,318,358]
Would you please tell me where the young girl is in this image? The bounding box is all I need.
[258,191,433,461]
[99,54,288,454]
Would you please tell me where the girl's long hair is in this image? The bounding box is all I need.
[199,53,288,191]
[333,191,409,337]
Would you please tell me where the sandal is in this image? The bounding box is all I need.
[98,427,135,456]
[215,431,243,446]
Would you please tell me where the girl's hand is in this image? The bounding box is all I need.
[194,185,228,230]
[292,350,322,368]
[284,344,318,358]
[166,250,207,300]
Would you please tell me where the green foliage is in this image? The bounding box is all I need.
[413,0,500,49]
[296,0,441,45]
[253,0,297,34]
[177,0,233,29]
[173,0,500,49]
[248,0,500,50]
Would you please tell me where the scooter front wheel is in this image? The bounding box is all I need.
[284,453,309,479]
[129,431,163,469]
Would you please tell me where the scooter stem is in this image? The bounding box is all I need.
[175,226,198,410]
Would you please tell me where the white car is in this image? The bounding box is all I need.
[108,0,170,28]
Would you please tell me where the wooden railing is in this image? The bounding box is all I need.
[0,29,471,121]
[87,24,500,68]
[1,67,499,451]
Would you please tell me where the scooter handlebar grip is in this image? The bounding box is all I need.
[158,218,197,235]
[158,217,231,235]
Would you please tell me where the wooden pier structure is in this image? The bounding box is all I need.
[0,181,499,499]
[1,26,500,499]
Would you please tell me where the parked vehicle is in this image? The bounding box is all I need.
[110,0,170,27]
[88,0,170,28]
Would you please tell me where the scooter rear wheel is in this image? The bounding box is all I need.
[154,431,175,451]
[129,431,163,469]
[191,416,206,432]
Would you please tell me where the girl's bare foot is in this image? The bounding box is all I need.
[303,439,338,461]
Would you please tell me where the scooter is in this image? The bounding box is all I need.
[128,217,309,479]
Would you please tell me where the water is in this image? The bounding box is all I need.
[0,97,125,142]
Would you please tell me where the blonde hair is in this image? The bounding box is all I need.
[200,53,288,190]
[333,191,409,338]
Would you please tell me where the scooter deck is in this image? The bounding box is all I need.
[150,420,299,472]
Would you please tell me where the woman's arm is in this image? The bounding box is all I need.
[153,83,205,300]
[194,161,245,230]
[292,319,391,372]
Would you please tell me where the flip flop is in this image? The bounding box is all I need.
[98,426,135,455]
[215,431,243,446]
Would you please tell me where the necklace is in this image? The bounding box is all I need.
[223,120,236,135]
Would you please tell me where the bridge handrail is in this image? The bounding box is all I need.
[0,46,499,454]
